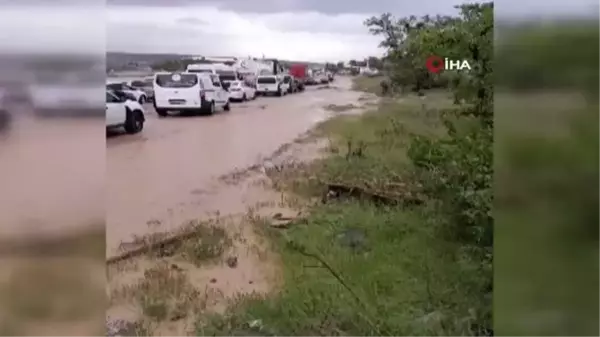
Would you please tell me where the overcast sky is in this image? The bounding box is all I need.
[0,1,597,61]
[107,6,383,62]
[104,0,597,61]
[105,0,467,61]
[104,0,463,62]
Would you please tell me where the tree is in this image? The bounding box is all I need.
[363,13,401,50]
[367,56,383,70]
[336,61,345,70]
[324,62,338,72]
[366,3,494,333]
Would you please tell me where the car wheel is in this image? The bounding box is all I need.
[206,101,215,115]
[156,109,168,117]
[125,109,144,134]
[0,109,11,135]
[138,95,145,104]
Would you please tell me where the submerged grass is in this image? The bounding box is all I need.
[194,88,490,335]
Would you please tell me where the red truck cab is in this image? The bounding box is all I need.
[289,64,308,90]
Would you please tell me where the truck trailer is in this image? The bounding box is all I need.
[289,63,309,90]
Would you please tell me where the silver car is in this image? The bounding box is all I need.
[128,77,154,101]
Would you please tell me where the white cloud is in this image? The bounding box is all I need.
[107,5,383,61]
[0,6,105,55]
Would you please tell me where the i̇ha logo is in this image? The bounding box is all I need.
[425,55,471,73]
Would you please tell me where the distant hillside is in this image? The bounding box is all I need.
[107,52,193,71]
[107,52,329,71]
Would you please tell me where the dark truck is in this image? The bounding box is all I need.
[0,88,10,134]
[288,63,308,91]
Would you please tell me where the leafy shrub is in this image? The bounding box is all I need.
[366,3,494,333]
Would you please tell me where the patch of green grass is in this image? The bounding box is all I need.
[314,93,448,192]
[114,262,205,323]
[178,223,232,266]
[494,91,599,335]
[195,92,490,335]
[108,221,236,332]
[197,202,489,335]
[323,103,359,113]
[352,76,386,95]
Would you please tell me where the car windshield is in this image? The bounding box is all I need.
[216,70,236,82]
[257,77,276,84]
[131,80,148,88]
[187,69,212,73]
[155,74,198,88]
[106,83,123,90]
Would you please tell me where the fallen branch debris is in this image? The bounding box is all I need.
[107,228,200,265]
[270,213,308,229]
[322,182,424,206]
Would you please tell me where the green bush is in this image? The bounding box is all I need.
[366,3,494,333]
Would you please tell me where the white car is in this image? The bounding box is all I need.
[127,77,154,102]
[256,75,288,96]
[106,81,147,104]
[186,63,218,74]
[28,72,103,117]
[23,61,104,117]
[317,73,329,84]
[105,90,145,134]
[227,80,256,102]
[153,72,230,116]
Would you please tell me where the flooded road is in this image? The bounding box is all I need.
[0,116,105,240]
[106,77,362,257]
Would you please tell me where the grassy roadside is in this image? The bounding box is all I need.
[351,75,386,96]
[194,80,490,335]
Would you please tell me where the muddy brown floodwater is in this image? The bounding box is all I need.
[0,116,105,240]
[105,77,380,335]
[106,77,363,257]
[0,110,105,335]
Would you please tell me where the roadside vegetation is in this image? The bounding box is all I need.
[351,76,385,96]
[493,20,598,336]
[195,3,493,336]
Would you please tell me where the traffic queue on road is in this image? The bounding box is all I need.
[105,59,335,135]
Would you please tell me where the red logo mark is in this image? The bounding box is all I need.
[425,56,444,73]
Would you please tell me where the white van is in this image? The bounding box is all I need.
[153,72,230,116]
[256,75,289,97]
[187,64,240,88]
[215,67,239,87]
[186,63,217,74]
